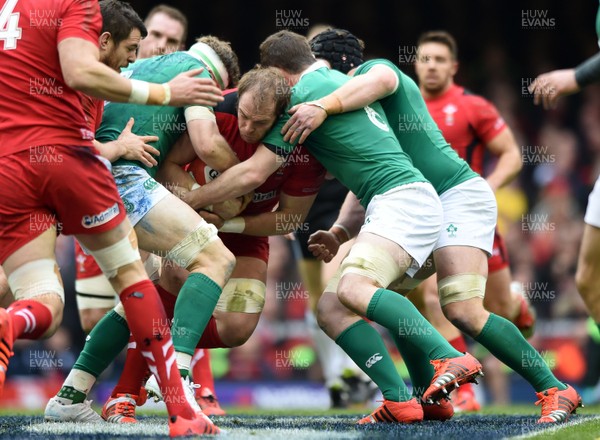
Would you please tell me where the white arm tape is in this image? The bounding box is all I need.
[184,106,216,123]
[161,83,171,105]
[128,79,150,104]
[220,217,245,233]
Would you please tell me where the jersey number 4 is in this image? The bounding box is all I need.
[0,0,22,50]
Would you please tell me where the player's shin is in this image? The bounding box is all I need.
[120,279,195,420]
[111,335,148,398]
[335,320,408,402]
[57,305,130,404]
[171,273,222,377]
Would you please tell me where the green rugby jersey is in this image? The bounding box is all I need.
[262,62,427,207]
[96,52,213,177]
[354,59,478,195]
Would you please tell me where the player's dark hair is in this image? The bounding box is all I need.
[260,31,316,74]
[417,31,458,60]
[196,36,241,87]
[310,29,365,74]
[99,0,147,45]
[238,67,291,117]
[145,4,188,43]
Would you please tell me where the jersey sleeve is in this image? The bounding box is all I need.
[464,95,506,144]
[354,58,400,95]
[281,148,326,196]
[57,0,102,46]
[262,112,296,156]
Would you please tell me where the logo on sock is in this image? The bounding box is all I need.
[365,353,383,368]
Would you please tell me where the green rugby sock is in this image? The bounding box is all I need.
[474,313,566,392]
[390,331,435,398]
[367,288,463,360]
[172,273,222,357]
[74,309,130,377]
[335,320,410,401]
[58,309,130,404]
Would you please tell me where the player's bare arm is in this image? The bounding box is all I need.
[307,191,365,262]
[186,118,239,171]
[222,193,318,236]
[282,64,398,143]
[93,118,160,167]
[483,127,523,192]
[183,144,284,210]
[58,37,224,107]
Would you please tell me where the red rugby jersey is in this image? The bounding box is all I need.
[424,84,506,175]
[0,0,100,157]
[192,89,326,216]
[80,93,104,133]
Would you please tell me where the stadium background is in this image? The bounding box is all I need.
[4,0,600,410]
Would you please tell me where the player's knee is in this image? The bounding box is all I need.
[316,293,341,331]
[85,232,142,282]
[0,269,8,298]
[215,278,265,315]
[221,320,256,347]
[575,264,593,295]
[78,308,109,334]
[482,294,512,319]
[7,260,66,326]
[336,276,362,310]
[165,223,233,275]
[439,273,486,333]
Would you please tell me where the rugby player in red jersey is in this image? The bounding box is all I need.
[47,68,325,423]
[74,0,163,334]
[0,0,224,435]
[414,30,533,411]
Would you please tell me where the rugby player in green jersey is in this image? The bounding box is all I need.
[45,37,241,431]
[184,30,484,424]
[287,29,582,424]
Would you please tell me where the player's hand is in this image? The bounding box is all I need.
[118,118,160,167]
[240,191,254,212]
[198,210,225,229]
[307,230,341,263]
[528,69,579,110]
[167,68,224,107]
[213,198,244,220]
[281,102,328,144]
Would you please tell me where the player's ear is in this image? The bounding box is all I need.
[451,60,459,76]
[99,32,112,50]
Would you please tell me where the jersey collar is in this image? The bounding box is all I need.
[299,60,329,81]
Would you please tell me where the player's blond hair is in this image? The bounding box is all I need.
[238,67,291,117]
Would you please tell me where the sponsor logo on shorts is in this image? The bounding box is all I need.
[143,178,158,191]
[254,190,277,203]
[81,203,120,229]
[446,223,458,237]
[366,353,383,368]
[123,200,135,214]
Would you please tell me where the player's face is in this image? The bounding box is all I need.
[138,12,185,59]
[237,90,278,144]
[105,28,142,71]
[415,42,457,94]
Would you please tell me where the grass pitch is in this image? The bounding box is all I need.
[0,405,597,439]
